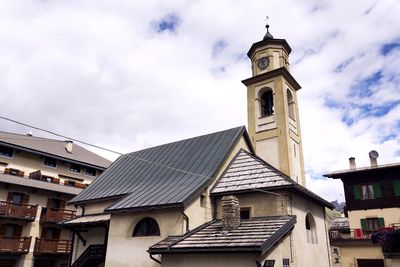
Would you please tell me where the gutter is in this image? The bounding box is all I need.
[180,210,189,233]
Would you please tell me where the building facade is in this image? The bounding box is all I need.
[0,131,111,267]
[325,151,400,267]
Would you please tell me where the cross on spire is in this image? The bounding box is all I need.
[263,16,273,40]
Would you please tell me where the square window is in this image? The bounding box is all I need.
[264,260,275,267]
[0,145,14,158]
[366,218,379,231]
[43,157,57,168]
[85,167,96,176]
[240,208,251,219]
[283,258,290,267]
[69,163,81,173]
[361,184,374,199]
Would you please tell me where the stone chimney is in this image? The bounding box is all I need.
[221,195,240,231]
[349,157,356,170]
[369,150,379,167]
[65,140,73,153]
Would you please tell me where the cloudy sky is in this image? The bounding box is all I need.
[1,0,400,202]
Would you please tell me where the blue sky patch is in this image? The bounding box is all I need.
[380,41,400,56]
[153,14,180,33]
[335,57,354,72]
[349,71,382,98]
[212,40,228,58]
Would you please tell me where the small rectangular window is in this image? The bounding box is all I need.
[361,184,374,199]
[240,208,251,219]
[264,260,275,267]
[43,157,57,168]
[69,163,81,173]
[283,258,290,267]
[0,145,14,158]
[85,167,96,176]
[200,194,206,208]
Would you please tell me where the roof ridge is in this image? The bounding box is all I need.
[0,130,67,142]
[127,126,246,156]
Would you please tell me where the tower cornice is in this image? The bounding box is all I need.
[241,67,301,90]
[247,38,292,58]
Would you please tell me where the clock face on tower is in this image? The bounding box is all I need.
[256,57,269,70]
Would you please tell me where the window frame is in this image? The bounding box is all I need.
[0,145,14,159]
[259,90,274,117]
[43,157,57,168]
[132,217,160,237]
[69,163,82,173]
[84,167,96,177]
[305,212,318,244]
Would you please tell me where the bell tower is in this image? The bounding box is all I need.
[242,24,306,186]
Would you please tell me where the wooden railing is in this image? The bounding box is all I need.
[34,238,71,254]
[0,236,31,254]
[0,201,38,221]
[41,208,76,223]
[71,244,105,267]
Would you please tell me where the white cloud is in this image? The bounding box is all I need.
[0,0,400,202]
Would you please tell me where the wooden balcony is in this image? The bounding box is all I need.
[0,236,31,254]
[34,238,71,254]
[40,208,76,223]
[0,201,38,221]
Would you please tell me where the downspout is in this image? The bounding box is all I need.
[180,210,189,233]
[149,254,161,264]
[324,209,333,267]
[67,230,75,267]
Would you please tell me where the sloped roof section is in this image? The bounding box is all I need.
[212,149,292,194]
[149,215,296,254]
[211,149,334,209]
[0,131,111,169]
[70,126,249,211]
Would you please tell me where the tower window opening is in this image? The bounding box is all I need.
[306,212,317,244]
[287,89,295,120]
[260,90,274,117]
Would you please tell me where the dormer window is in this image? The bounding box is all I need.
[260,90,274,117]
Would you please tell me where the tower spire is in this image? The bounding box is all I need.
[263,17,273,40]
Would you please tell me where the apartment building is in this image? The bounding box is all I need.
[325,151,400,267]
[0,131,111,267]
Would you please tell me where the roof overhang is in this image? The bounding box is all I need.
[247,38,292,58]
[63,213,110,228]
[0,141,108,170]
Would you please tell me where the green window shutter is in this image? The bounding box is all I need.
[394,181,400,196]
[378,218,385,228]
[360,219,368,230]
[353,185,361,200]
[374,183,382,198]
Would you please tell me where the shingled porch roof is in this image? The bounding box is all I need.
[149,215,296,254]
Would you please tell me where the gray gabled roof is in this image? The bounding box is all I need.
[149,215,296,254]
[70,126,251,211]
[0,131,111,169]
[211,149,334,209]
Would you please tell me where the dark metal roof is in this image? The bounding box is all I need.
[0,131,111,169]
[149,215,296,254]
[324,163,400,178]
[70,126,250,211]
[211,149,334,209]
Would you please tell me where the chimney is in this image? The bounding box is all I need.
[369,150,379,167]
[349,157,356,170]
[65,140,73,153]
[221,195,240,231]
[27,130,32,137]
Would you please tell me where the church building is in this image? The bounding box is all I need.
[65,25,333,267]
